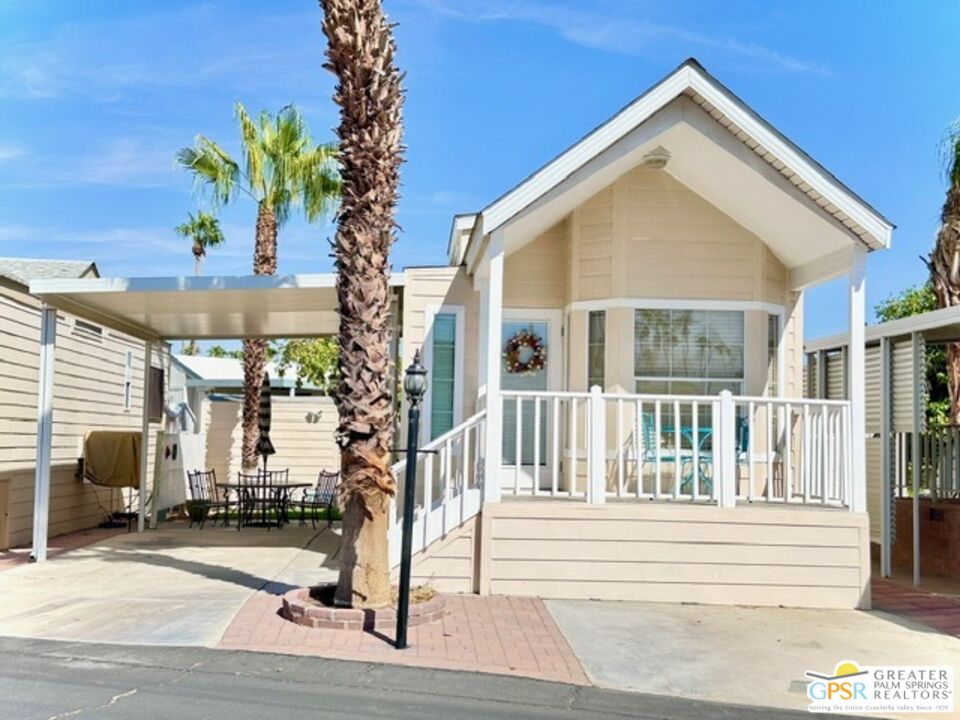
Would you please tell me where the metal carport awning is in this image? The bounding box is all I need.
[30,272,406,342]
[26,272,405,561]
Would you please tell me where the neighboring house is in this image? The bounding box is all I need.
[0,258,168,549]
[170,354,339,484]
[25,60,894,609]
[806,305,960,586]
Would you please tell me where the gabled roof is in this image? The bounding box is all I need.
[0,257,99,288]
[465,58,893,267]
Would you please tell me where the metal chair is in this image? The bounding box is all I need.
[237,469,287,529]
[300,470,339,529]
[186,469,231,528]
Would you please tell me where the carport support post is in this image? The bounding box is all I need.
[30,306,57,562]
[911,331,922,586]
[138,341,152,533]
[879,336,892,578]
[847,248,867,513]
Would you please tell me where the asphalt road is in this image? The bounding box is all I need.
[0,636,865,720]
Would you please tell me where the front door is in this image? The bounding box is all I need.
[501,310,561,491]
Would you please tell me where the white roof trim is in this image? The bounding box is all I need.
[806,305,960,353]
[474,59,892,259]
[29,272,407,296]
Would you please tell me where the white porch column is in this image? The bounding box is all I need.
[138,341,152,533]
[588,385,606,504]
[481,232,504,503]
[911,331,922,586]
[30,306,57,562]
[847,247,867,513]
[879,336,892,577]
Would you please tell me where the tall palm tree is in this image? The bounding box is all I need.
[175,210,225,355]
[176,211,225,276]
[321,0,404,608]
[177,104,340,468]
[927,122,960,422]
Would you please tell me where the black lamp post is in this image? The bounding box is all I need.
[396,349,428,650]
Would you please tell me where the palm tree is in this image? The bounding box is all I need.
[175,211,226,355]
[177,104,340,468]
[321,0,404,608]
[176,211,225,276]
[927,122,960,422]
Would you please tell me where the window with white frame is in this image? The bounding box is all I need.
[634,309,744,395]
[767,313,780,396]
[123,350,134,411]
[587,310,605,389]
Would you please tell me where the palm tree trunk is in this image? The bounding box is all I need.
[321,0,404,608]
[929,187,960,423]
[241,203,278,469]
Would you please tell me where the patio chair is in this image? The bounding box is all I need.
[237,469,287,529]
[186,469,232,529]
[299,470,339,529]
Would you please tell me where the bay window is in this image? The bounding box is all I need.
[634,309,744,395]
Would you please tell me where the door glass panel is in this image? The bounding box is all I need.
[502,320,548,466]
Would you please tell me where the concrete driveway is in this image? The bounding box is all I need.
[0,523,339,646]
[547,599,960,716]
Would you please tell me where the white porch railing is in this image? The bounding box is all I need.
[388,410,486,568]
[499,388,853,509]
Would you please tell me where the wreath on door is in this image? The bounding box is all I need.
[503,329,547,375]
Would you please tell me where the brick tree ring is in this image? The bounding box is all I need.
[280,584,446,631]
[503,329,546,376]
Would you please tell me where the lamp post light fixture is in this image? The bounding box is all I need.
[396,349,428,650]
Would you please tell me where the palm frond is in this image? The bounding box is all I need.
[942,119,960,189]
[235,102,266,197]
[299,143,342,222]
[176,136,240,207]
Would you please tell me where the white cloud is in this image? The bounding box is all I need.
[0,136,180,189]
[0,4,329,101]
[0,142,25,162]
[415,0,831,75]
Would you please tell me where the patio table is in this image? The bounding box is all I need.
[661,426,714,493]
[216,481,312,528]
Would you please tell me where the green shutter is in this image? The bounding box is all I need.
[430,314,457,440]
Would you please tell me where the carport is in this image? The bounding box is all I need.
[26,272,405,561]
[806,303,960,587]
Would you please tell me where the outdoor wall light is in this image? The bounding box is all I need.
[403,350,428,407]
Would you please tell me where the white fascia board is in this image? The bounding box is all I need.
[476,61,892,258]
[686,72,892,250]
[481,67,692,235]
[29,272,406,297]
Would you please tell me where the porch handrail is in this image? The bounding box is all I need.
[388,409,487,568]
[497,389,855,510]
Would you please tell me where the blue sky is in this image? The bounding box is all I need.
[0,1,957,340]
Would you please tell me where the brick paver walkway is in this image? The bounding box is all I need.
[0,526,126,571]
[219,589,588,685]
[872,577,960,637]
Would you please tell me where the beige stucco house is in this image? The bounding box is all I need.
[23,60,893,610]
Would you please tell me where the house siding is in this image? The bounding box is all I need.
[402,267,480,422]
[201,395,340,485]
[505,165,803,399]
[480,501,870,609]
[0,282,165,549]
